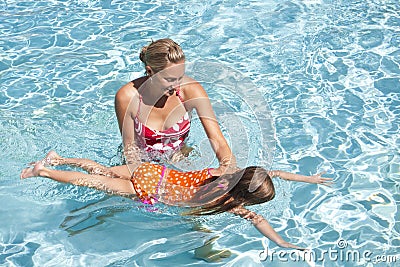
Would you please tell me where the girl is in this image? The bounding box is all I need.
[21,151,332,250]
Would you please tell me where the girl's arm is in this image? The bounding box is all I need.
[268,170,333,186]
[229,206,304,250]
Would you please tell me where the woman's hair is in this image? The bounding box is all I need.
[139,38,185,73]
[185,166,275,216]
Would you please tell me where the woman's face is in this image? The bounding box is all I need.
[151,61,185,97]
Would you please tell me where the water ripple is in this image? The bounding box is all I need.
[1,0,400,266]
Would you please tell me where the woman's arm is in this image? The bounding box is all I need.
[115,83,137,136]
[115,83,142,164]
[183,79,238,175]
[229,206,304,250]
[268,170,333,186]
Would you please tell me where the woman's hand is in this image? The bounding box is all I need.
[213,164,240,176]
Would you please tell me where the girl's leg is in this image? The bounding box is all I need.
[108,164,139,179]
[21,162,136,196]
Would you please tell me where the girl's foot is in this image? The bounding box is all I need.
[43,150,62,166]
[29,150,62,167]
[20,162,45,179]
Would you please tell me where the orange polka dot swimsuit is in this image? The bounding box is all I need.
[131,162,213,205]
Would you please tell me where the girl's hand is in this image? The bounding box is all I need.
[277,241,307,251]
[307,172,333,186]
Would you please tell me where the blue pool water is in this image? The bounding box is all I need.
[1,0,399,266]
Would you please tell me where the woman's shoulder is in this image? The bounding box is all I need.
[115,80,141,117]
[131,76,148,90]
[115,79,142,102]
[181,76,208,99]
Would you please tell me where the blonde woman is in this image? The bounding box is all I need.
[115,38,236,176]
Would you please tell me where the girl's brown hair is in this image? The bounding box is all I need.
[139,38,185,73]
[185,166,275,216]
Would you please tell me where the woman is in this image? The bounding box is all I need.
[21,151,332,250]
[115,38,236,175]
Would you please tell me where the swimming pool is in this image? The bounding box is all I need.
[1,0,399,266]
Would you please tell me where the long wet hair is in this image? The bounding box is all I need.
[184,166,275,216]
[139,38,185,73]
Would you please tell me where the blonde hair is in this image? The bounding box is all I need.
[139,38,185,73]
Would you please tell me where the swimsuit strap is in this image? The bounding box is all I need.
[175,85,184,102]
[136,94,142,117]
[155,165,167,197]
[131,77,150,118]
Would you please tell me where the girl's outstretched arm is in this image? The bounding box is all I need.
[268,170,333,186]
[229,206,304,250]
